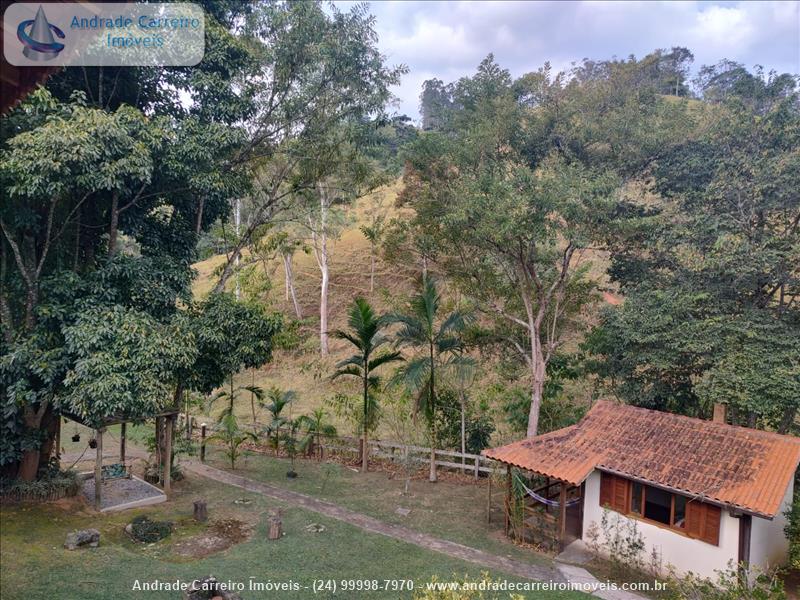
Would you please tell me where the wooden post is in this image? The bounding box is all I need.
[558,482,567,552]
[119,422,126,464]
[163,415,173,495]
[504,465,511,535]
[200,423,207,462]
[55,418,62,460]
[193,500,208,522]
[267,509,282,540]
[474,455,480,480]
[94,428,103,510]
[486,469,492,523]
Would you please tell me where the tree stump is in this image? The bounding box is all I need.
[267,509,282,540]
[193,500,208,522]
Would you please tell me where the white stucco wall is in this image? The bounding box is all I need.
[749,479,793,572]
[582,470,740,579]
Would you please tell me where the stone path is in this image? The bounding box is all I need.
[184,460,647,599]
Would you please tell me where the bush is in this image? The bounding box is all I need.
[434,388,495,454]
[0,468,80,502]
[663,563,786,600]
[129,515,173,543]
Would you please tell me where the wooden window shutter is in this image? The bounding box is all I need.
[701,504,721,545]
[599,473,629,513]
[612,476,629,512]
[600,472,613,507]
[686,501,720,545]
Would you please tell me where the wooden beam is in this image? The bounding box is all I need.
[163,416,173,495]
[558,483,567,552]
[94,429,103,510]
[504,465,511,535]
[119,422,126,463]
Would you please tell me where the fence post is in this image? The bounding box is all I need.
[200,423,207,462]
[474,455,480,480]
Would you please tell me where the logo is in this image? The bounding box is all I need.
[17,5,65,61]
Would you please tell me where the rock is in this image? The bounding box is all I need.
[395,507,411,517]
[193,500,208,522]
[64,528,100,550]
[184,576,243,600]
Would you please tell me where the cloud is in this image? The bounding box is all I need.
[335,1,800,120]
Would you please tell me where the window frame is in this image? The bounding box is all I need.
[599,472,720,545]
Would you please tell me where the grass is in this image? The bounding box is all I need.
[203,447,552,568]
[0,471,590,600]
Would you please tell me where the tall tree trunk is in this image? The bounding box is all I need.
[17,402,50,481]
[460,390,466,474]
[362,363,369,473]
[369,249,375,293]
[283,254,302,318]
[315,186,330,355]
[429,342,437,482]
[108,191,119,256]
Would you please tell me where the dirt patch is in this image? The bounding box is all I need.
[173,518,252,558]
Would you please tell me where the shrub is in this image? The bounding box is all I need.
[663,563,786,600]
[0,468,80,502]
[129,515,173,543]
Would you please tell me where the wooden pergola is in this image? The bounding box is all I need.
[60,408,179,510]
[495,464,583,553]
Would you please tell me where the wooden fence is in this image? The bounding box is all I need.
[179,414,504,479]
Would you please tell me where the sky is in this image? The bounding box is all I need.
[335,1,800,121]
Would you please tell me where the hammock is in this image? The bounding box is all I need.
[515,475,581,508]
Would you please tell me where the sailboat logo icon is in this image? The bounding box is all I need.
[17,5,65,61]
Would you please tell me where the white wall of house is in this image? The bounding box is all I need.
[582,470,739,579]
[749,479,793,573]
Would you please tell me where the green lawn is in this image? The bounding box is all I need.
[202,447,551,567]
[0,472,589,600]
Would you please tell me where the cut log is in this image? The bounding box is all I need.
[193,500,207,522]
[267,510,282,540]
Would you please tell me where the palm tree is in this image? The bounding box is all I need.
[297,408,337,460]
[390,277,473,482]
[205,381,263,470]
[260,386,296,453]
[331,297,402,472]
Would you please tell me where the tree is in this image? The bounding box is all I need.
[0,1,314,481]
[390,277,473,482]
[260,387,296,453]
[587,64,800,428]
[360,214,386,294]
[331,298,402,472]
[296,408,337,460]
[209,2,406,293]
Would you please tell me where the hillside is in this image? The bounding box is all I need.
[191,180,615,443]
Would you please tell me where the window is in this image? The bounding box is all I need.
[598,472,720,545]
[630,482,643,515]
[643,486,671,525]
[673,494,687,529]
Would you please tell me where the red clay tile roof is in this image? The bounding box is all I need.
[483,401,800,518]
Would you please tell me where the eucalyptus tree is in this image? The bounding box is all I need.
[210,2,406,293]
[331,298,402,472]
[401,64,618,436]
[390,277,473,482]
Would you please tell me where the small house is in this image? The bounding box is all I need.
[483,401,800,579]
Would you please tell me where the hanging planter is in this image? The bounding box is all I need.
[71,434,81,443]
[88,438,97,449]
